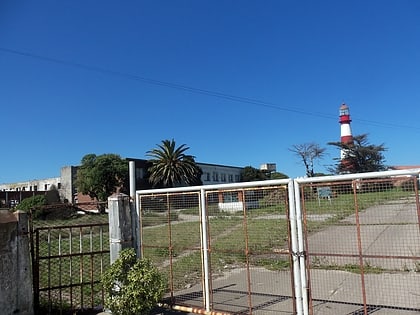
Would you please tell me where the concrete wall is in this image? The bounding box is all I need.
[0,210,33,315]
[60,166,77,203]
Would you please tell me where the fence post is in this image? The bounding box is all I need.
[294,180,309,315]
[108,193,133,264]
[288,180,303,315]
[200,189,211,312]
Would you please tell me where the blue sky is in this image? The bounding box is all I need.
[1,1,420,183]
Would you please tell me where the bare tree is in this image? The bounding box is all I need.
[290,143,326,177]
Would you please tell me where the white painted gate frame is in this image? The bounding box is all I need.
[132,168,420,315]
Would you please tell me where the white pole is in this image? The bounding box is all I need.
[294,180,309,315]
[129,161,140,257]
[200,188,211,311]
[129,161,136,201]
[288,180,303,315]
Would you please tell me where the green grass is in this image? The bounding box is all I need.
[310,261,385,274]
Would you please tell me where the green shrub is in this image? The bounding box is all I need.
[17,195,47,211]
[102,248,166,315]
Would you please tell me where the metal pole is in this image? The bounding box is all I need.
[129,161,136,201]
[294,180,309,315]
[200,188,211,312]
[288,180,303,315]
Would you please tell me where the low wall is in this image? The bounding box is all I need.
[0,210,33,315]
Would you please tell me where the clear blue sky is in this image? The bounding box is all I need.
[1,1,420,183]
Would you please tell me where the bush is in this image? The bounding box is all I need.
[17,195,47,211]
[102,248,166,315]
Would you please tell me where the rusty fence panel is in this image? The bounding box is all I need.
[32,223,109,314]
[295,170,420,315]
[205,184,296,315]
[137,180,296,315]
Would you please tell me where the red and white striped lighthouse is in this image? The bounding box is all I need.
[339,103,353,159]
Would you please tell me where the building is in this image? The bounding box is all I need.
[0,160,243,206]
[128,158,243,189]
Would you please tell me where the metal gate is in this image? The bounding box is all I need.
[31,222,109,314]
[136,169,420,315]
[137,179,298,314]
[295,171,420,315]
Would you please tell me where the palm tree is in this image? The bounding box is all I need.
[146,139,202,188]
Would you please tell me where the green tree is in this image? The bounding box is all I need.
[328,134,387,174]
[289,143,326,177]
[241,166,268,181]
[76,154,128,212]
[147,139,202,188]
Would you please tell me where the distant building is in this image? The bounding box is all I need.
[128,158,243,189]
[0,160,244,206]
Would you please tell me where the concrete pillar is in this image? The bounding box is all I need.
[0,209,33,315]
[108,193,133,264]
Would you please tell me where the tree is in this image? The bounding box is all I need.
[289,143,326,177]
[241,166,268,181]
[76,154,128,212]
[328,134,387,174]
[146,139,202,188]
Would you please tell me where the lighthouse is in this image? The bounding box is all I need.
[339,103,353,159]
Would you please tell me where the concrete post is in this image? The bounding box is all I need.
[108,193,133,264]
[0,209,33,315]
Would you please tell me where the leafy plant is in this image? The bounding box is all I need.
[17,195,47,211]
[102,248,166,315]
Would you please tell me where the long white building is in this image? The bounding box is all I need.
[0,161,243,205]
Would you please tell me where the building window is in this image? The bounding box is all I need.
[212,172,219,181]
[221,173,226,182]
[57,183,61,189]
[235,175,240,182]
[34,186,38,191]
[228,174,234,182]
[44,184,48,190]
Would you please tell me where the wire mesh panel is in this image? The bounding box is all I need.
[300,175,420,315]
[206,185,295,315]
[137,181,295,315]
[33,223,109,314]
[139,192,205,308]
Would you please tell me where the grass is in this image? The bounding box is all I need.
[310,260,385,274]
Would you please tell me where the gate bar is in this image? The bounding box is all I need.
[288,179,303,315]
[200,188,211,312]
